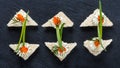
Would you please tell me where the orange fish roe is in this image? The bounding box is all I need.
[16,14,25,23]
[53,17,61,26]
[58,46,66,53]
[94,39,100,47]
[20,46,28,53]
[98,15,104,23]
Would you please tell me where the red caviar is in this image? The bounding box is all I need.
[94,39,100,47]
[58,46,66,53]
[16,14,25,23]
[53,17,61,26]
[20,46,28,53]
[98,15,104,23]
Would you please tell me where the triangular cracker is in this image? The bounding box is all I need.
[42,12,74,28]
[9,43,39,60]
[7,9,38,27]
[84,39,112,56]
[80,9,113,27]
[45,41,77,61]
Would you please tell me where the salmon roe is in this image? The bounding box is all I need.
[16,14,25,23]
[58,46,66,53]
[20,46,28,53]
[94,39,100,47]
[53,16,61,26]
[98,15,104,23]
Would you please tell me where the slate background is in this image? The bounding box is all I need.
[0,0,120,68]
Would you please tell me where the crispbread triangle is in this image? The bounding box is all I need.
[9,43,39,60]
[44,41,77,61]
[42,12,74,28]
[80,9,113,27]
[7,9,38,27]
[84,39,112,56]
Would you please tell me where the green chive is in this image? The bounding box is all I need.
[56,26,62,49]
[23,11,29,46]
[16,11,29,51]
[59,23,65,39]
[98,0,106,51]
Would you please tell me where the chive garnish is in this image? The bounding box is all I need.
[98,0,106,51]
[16,11,29,52]
[56,23,65,49]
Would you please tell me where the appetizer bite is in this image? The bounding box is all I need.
[9,11,39,60]
[7,9,38,27]
[82,0,113,56]
[84,37,112,56]
[80,10,113,27]
[42,12,74,28]
[45,42,76,61]
[42,13,77,61]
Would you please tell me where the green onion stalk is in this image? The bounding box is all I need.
[98,0,106,51]
[16,11,29,52]
[56,23,65,49]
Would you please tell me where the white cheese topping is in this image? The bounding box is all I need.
[92,11,105,25]
[42,11,74,28]
[9,43,39,60]
[80,9,113,27]
[7,9,38,27]
[84,37,112,56]
[45,41,77,61]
